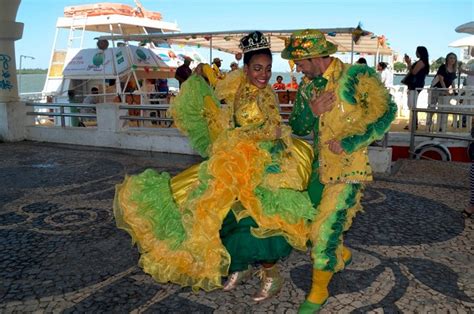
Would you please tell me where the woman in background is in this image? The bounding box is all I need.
[404,46,429,130]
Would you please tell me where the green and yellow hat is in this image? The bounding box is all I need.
[281,29,337,60]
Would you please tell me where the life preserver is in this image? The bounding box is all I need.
[414,141,451,161]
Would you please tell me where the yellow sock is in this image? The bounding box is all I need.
[307,270,333,304]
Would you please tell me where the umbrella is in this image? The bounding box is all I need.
[449,35,474,47]
[455,21,474,34]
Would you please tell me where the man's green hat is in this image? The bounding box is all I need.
[281,29,337,60]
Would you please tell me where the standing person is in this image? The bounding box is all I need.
[229,61,239,72]
[356,57,367,65]
[80,87,99,127]
[175,57,193,87]
[377,62,394,93]
[466,129,474,219]
[428,52,457,131]
[403,46,429,130]
[460,47,474,89]
[272,75,286,90]
[114,31,316,299]
[212,57,225,79]
[281,29,396,313]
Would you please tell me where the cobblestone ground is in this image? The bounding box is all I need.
[1,141,473,313]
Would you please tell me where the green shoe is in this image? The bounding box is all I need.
[298,298,328,314]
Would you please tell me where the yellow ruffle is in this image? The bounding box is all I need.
[115,175,231,291]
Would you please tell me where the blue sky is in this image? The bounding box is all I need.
[15,0,474,72]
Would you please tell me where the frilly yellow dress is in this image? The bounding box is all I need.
[114,70,316,291]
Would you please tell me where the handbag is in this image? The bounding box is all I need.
[401,72,415,86]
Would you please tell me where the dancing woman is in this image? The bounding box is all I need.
[114,31,316,299]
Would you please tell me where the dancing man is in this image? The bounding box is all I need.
[281,29,397,313]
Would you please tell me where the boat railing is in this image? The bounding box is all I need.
[408,104,474,159]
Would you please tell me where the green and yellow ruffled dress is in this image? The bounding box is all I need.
[114,70,316,291]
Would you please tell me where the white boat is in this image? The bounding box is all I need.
[42,1,204,104]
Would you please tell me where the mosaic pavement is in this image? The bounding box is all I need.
[0,141,473,313]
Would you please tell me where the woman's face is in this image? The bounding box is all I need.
[447,54,457,65]
[244,54,272,89]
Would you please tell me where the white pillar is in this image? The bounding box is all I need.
[0,0,25,141]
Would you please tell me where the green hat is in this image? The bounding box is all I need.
[281,29,337,60]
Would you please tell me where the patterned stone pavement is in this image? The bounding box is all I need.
[0,141,473,313]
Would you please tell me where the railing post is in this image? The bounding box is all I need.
[60,105,65,127]
[409,107,416,159]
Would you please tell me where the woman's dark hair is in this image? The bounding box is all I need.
[416,46,429,75]
[276,75,283,80]
[243,48,272,65]
[378,62,387,70]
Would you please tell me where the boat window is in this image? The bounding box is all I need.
[153,40,171,48]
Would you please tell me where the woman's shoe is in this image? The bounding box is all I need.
[298,298,328,314]
[252,265,284,302]
[222,267,252,291]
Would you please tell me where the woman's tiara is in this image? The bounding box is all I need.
[239,31,271,53]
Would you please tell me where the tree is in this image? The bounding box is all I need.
[393,62,406,73]
[430,57,444,73]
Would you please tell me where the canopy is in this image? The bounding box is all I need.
[449,35,474,48]
[456,21,474,35]
[98,28,393,56]
[62,46,173,79]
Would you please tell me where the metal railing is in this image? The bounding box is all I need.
[25,102,97,127]
[408,107,474,159]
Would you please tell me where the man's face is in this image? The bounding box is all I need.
[294,58,322,79]
[215,60,221,67]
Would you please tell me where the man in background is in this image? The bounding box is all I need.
[212,57,225,79]
[230,61,239,72]
[175,57,193,87]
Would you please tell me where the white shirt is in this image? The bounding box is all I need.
[380,69,394,89]
[466,63,474,87]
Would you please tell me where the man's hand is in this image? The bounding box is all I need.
[326,139,344,154]
[310,91,336,116]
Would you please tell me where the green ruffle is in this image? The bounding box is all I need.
[339,64,377,105]
[255,186,315,224]
[323,184,360,271]
[130,169,187,249]
[170,75,221,157]
[341,97,397,153]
